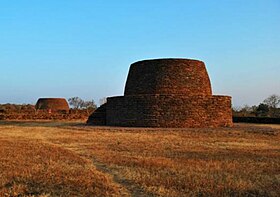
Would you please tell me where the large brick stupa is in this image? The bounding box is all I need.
[87,58,233,127]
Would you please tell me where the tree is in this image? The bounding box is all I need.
[68,97,97,111]
[263,94,280,108]
[255,103,269,117]
[263,94,280,117]
[232,105,256,117]
[81,100,97,115]
[81,100,97,110]
[68,97,84,109]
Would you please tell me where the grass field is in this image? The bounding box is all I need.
[0,121,279,196]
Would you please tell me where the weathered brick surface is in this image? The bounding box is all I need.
[87,103,107,125]
[88,58,233,128]
[35,98,69,112]
[106,95,232,128]
[125,59,212,96]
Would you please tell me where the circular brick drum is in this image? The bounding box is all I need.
[125,59,212,96]
[35,98,69,112]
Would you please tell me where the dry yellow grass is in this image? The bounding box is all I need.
[0,121,279,196]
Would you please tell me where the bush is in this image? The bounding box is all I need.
[233,116,280,124]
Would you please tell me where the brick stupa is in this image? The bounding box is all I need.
[35,98,69,113]
[87,58,233,127]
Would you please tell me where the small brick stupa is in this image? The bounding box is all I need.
[35,98,69,113]
[87,58,233,127]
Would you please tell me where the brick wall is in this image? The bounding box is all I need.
[125,59,212,96]
[106,95,232,127]
[0,109,92,121]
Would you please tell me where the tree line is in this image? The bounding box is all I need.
[0,97,107,113]
[233,94,280,118]
[67,97,107,110]
[2,95,278,118]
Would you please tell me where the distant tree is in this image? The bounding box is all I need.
[232,106,241,112]
[263,94,280,117]
[240,105,252,113]
[232,105,256,117]
[263,94,280,108]
[81,100,97,110]
[251,105,258,112]
[68,97,84,109]
[232,106,240,116]
[99,97,107,106]
[255,103,269,117]
[250,105,258,116]
[68,97,97,112]
[81,100,97,115]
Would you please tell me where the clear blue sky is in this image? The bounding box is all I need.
[0,0,279,107]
